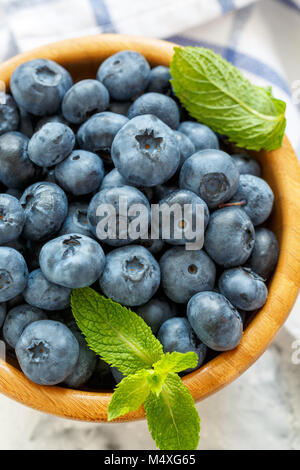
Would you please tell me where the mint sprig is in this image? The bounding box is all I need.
[170,46,286,151]
[71,288,200,450]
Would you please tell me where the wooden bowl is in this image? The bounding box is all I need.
[0,34,299,423]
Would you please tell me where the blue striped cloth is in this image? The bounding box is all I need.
[0,0,299,153]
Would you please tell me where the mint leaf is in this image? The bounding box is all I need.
[154,351,198,375]
[144,373,200,450]
[108,370,151,421]
[170,46,286,151]
[71,288,163,375]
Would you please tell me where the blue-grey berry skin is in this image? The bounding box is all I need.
[147,66,171,94]
[0,194,25,244]
[58,202,94,238]
[246,228,279,280]
[218,267,268,311]
[10,59,73,116]
[28,123,75,168]
[109,101,131,116]
[0,132,40,189]
[100,168,128,190]
[77,112,128,154]
[179,149,240,208]
[187,292,243,351]
[179,121,219,151]
[0,303,6,328]
[19,107,34,138]
[229,174,274,226]
[159,189,209,245]
[88,186,151,247]
[20,182,68,241]
[173,131,196,169]
[160,247,216,304]
[157,317,207,373]
[128,93,180,130]
[3,303,47,349]
[231,153,261,177]
[204,207,255,267]
[99,245,161,306]
[0,247,28,302]
[136,297,176,334]
[0,94,19,135]
[97,51,150,101]
[111,367,125,385]
[64,328,97,388]
[55,150,104,196]
[112,115,180,187]
[16,320,79,386]
[23,269,71,311]
[40,233,105,288]
[35,114,67,133]
[62,79,110,124]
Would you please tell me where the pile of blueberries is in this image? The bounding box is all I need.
[0,50,279,389]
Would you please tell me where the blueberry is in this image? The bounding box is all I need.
[0,132,39,189]
[40,234,105,288]
[16,320,79,385]
[28,123,75,168]
[231,153,261,177]
[112,115,180,187]
[64,328,97,388]
[128,93,180,130]
[19,107,34,138]
[77,112,128,157]
[204,207,255,267]
[178,121,219,151]
[0,247,28,302]
[218,267,268,311]
[11,59,73,116]
[136,297,176,334]
[173,131,195,169]
[187,292,243,351]
[55,150,104,196]
[246,228,279,279]
[160,247,216,304]
[100,168,128,190]
[88,186,150,247]
[111,367,125,385]
[0,303,6,328]
[228,174,274,226]
[23,269,71,311]
[97,51,150,101]
[0,94,19,135]
[62,79,110,124]
[109,101,131,116]
[99,245,160,306]
[35,114,67,133]
[3,303,47,349]
[180,149,240,208]
[0,194,25,244]
[157,317,207,373]
[59,202,94,238]
[159,189,209,245]
[20,182,68,241]
[147,66,171,94]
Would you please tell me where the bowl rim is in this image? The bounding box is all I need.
[0,34,299,423]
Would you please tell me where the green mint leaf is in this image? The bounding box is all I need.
[170,46,286,151]
[144,373,200,450]
[154,351,198,376]
[71,288,163,376]
[108,370,151,421]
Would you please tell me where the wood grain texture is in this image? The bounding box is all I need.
[0,34,299,423]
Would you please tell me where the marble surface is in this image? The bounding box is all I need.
[0,325,299,450]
